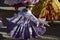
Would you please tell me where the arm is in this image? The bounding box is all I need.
[30,14,49,26]
[22,10,38,25]
[38,18,50,26]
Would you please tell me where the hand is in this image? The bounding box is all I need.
[38,18,50,26]
[37,21,39,27]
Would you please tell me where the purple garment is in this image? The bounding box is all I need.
[35,26,46,35]
[4,0,39,5]
[6,8,46,40]
[22,0,39,4]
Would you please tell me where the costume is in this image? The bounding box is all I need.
[39,0,58,21]
[4,0,49,40]
[4,0,39,8]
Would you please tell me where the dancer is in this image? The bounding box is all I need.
[39,0,58,21]
[4,0,49,40]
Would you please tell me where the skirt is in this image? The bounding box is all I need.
[6,13,46,40]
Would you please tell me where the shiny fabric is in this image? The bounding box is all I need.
[6,8,46,40]
[4,0,39,5]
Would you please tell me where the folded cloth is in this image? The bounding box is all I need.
[4,0,39,5]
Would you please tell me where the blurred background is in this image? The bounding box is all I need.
[0,0,60,40]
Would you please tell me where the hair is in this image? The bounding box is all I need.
[25,2,33,8]
[26,6,32,8]
[58,0,60,2]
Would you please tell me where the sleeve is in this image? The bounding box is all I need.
[24,11,39,24]
[29,13,45,27]
[30,13,38,24]
[30,15,50,26]
[38,18,50,26]
[32,0,39,4]
[4,0,22,5]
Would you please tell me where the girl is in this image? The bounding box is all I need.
[4,0,49,40]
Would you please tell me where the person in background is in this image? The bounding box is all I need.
[0,17,3,28]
